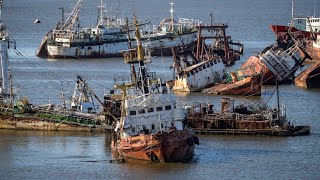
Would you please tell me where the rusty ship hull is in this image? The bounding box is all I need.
[294,62,320,88]
[185,98,310,136]
[203,75,262,96]
[112,129,198,162]
[240,56,275,85]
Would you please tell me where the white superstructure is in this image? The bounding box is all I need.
[44,1,199,58]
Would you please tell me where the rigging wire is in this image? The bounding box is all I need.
[12,48,74,100]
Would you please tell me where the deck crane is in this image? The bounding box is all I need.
[61,0,84,32]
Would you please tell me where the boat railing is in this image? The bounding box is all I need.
[113,75,132,87]
[178,18,202,27]
[32,106,99,124]
[52,29,76,39]
[235,113,269,121]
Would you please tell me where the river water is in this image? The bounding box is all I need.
[1,0,320,179]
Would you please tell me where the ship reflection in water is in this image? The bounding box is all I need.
[1,130,319,179]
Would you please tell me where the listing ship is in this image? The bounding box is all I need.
[240,41,310,85]
[110,15,198,162]
[37,1,198,59]
[269,1,320,61]
[166,26,228,92]
[203,71,263,96]
[167,45,226,92]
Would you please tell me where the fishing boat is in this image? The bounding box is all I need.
[37,1,198,59]
[167,46,226,92]
[0,74,110,131]
[186,92,310,136]
[110,15,199,162]
[166,29,227,92]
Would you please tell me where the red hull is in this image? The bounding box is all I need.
[112,129,198,162]
[269,24,312,39]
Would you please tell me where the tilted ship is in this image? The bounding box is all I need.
[37,1,198,59]
[110,15,199,162]
[269,0,320,62]
[240,41,310,85]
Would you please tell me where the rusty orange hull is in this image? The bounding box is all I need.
[294,62,320,88]
[203,75,262,96]
[305,42,320,62]
[112,129,198,162]
[240,56,277,85]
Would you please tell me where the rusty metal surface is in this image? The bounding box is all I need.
[294,62,320,88]
[113,129,197,162]
[203,75,262,96]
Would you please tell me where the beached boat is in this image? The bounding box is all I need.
[37,1,198,59]
[186,93,310,136]
[294,62,320,88]
[110,15,198,162]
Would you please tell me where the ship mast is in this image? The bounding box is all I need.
[291,0,294,19]
[0,0,2,22]
[97,0,106,26]
[0,0,10,104]
[170,2,174,32]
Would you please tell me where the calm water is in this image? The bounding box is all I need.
[1,0,320,179]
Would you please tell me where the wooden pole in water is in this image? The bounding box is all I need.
[276,80,281,125]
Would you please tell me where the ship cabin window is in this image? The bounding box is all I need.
[156,107,163,111]
[187,73,190,77]
[199,67,202,71]
[203,65,206,69]
[147,108,154,113]
[190,71,194,75]
[138,109,146,114]
[214,60,217,64]
[130,111,136,115]
[210,62,213,66]
[132,127,135,133]
[195,69,198,73]
[217,59,221,63]
[165,105,172,110]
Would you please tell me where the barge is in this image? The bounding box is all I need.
[186,97,310,136]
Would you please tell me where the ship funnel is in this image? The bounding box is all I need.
[221,97,234,113]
